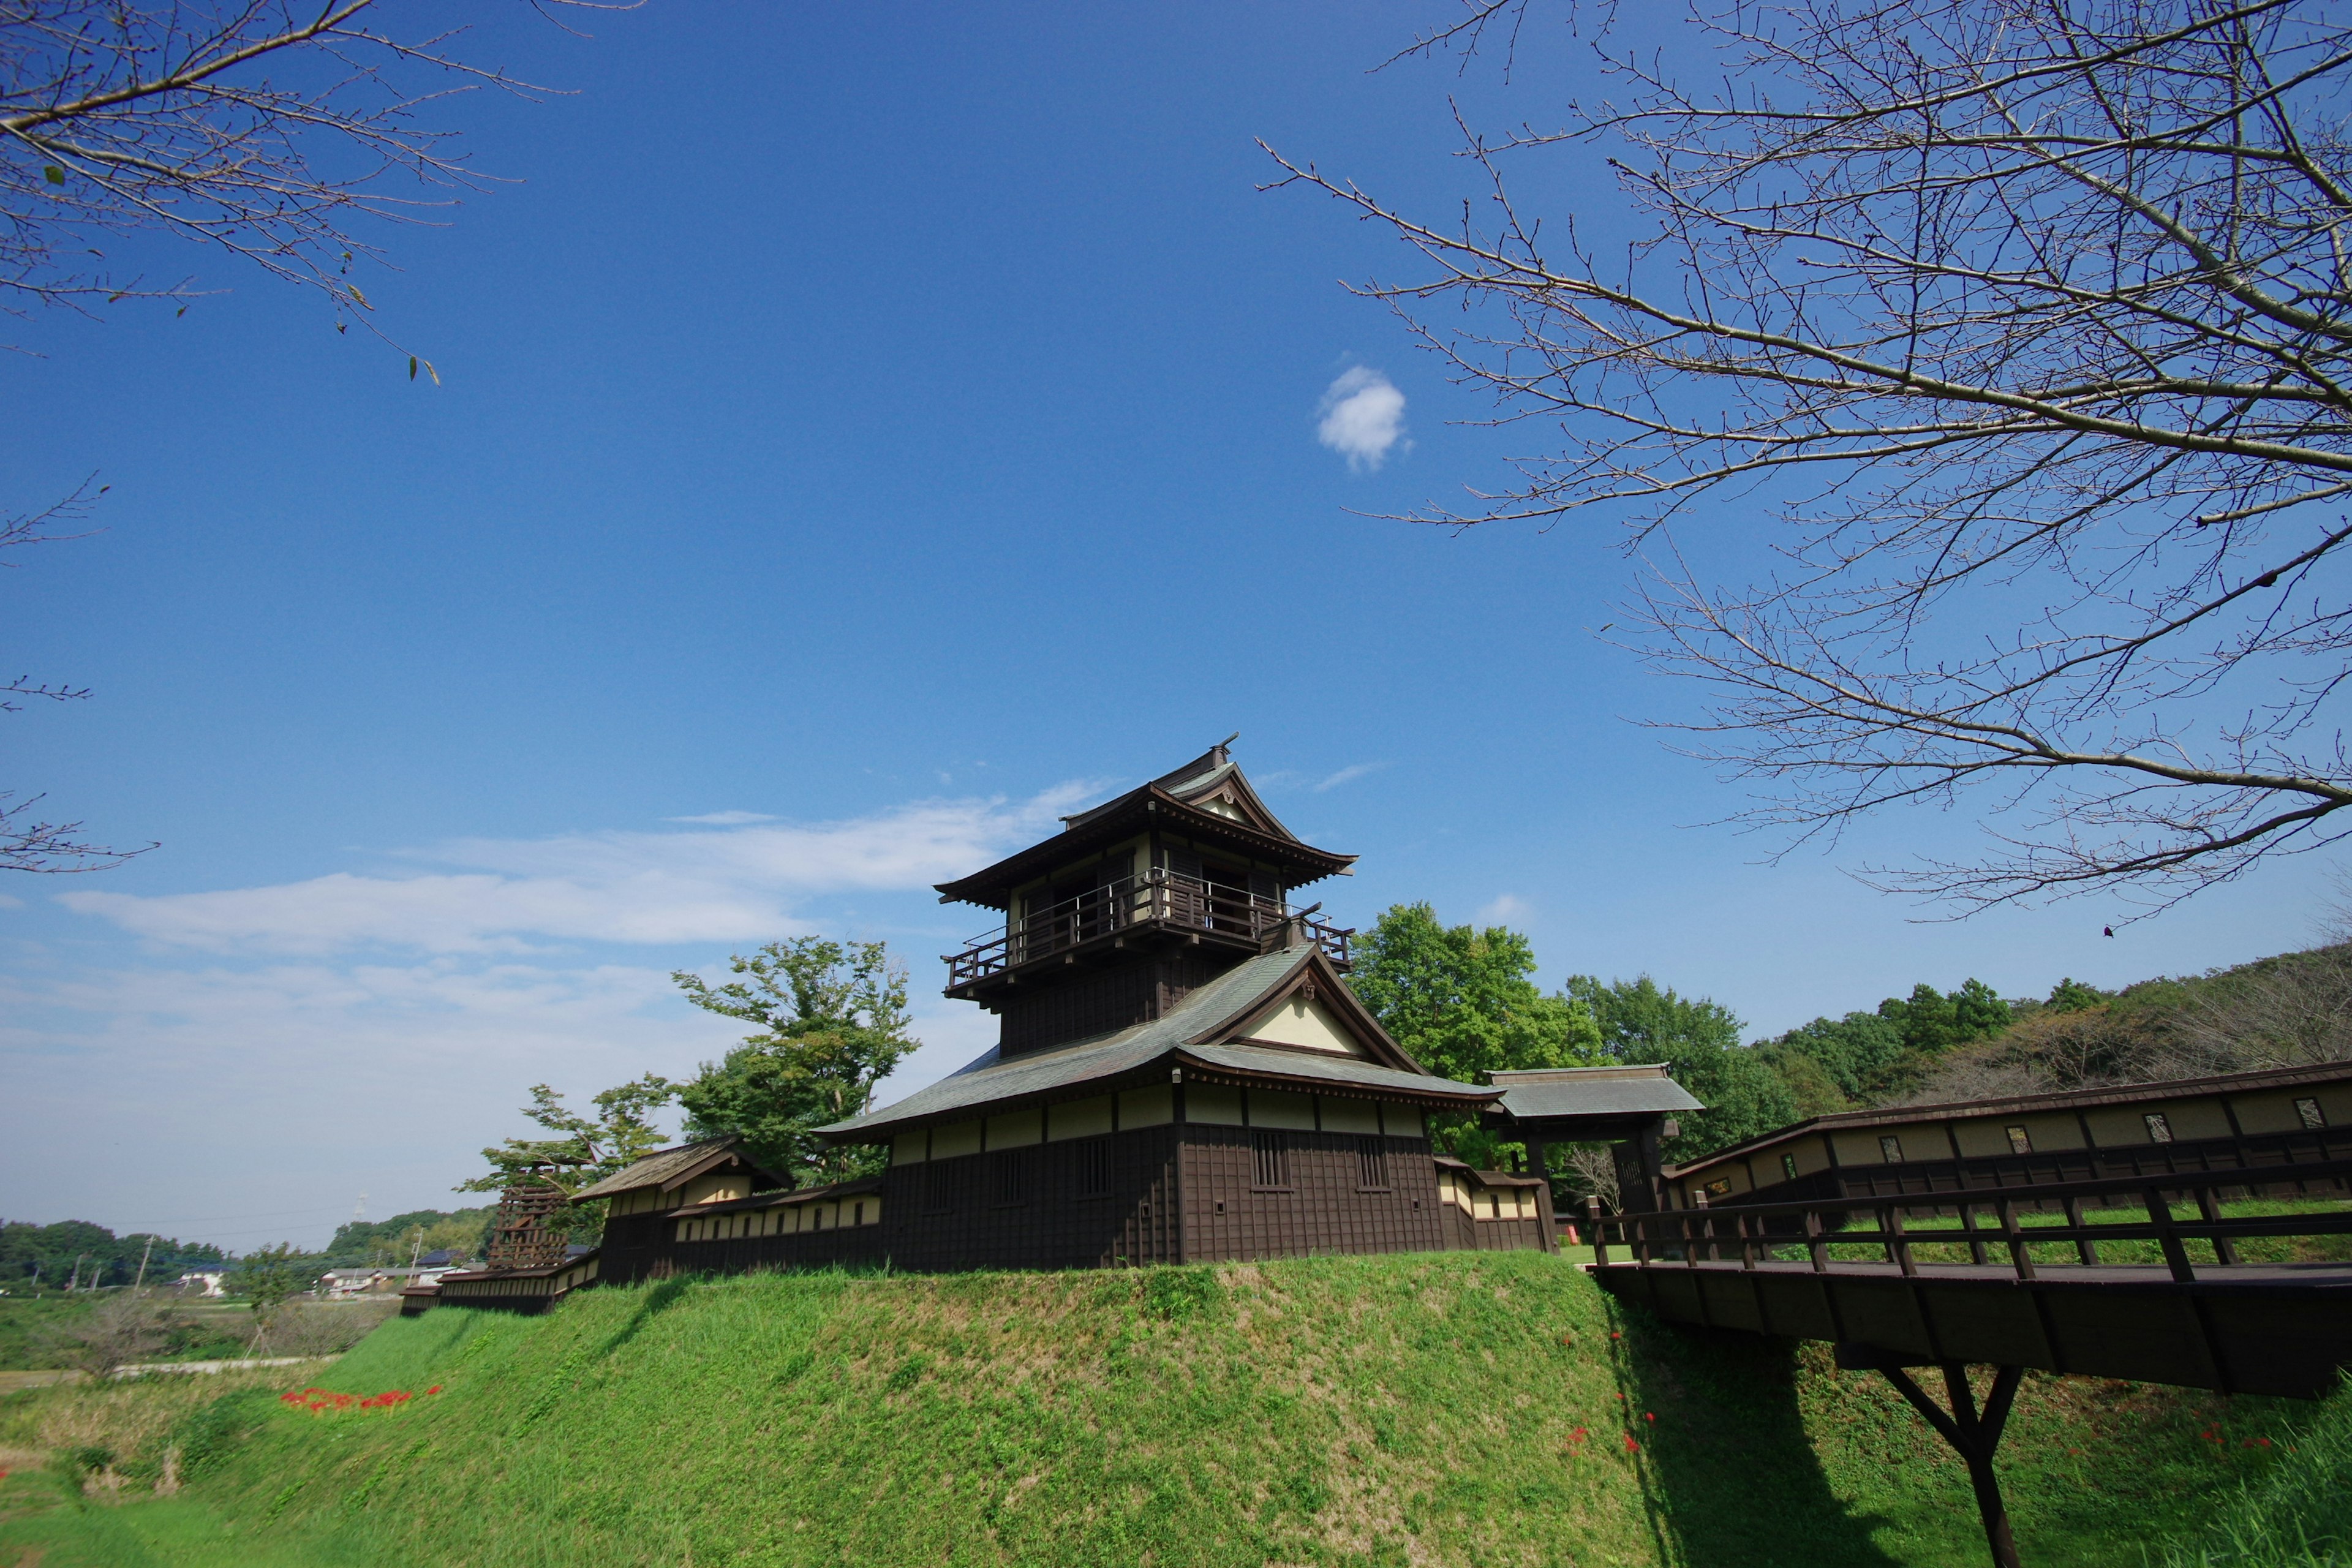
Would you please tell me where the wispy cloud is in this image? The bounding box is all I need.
[1316,367,1407,472]
[58,785,1097,956]
[665,810,776,825]
[1477,893,1534,926]
[1314,761,1387,793]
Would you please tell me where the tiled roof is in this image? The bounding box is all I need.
[1489,1065,1707,1121]
[820,946,1495,1139]
[570,1137,745,1200]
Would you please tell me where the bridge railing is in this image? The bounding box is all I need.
[1587,1156,2352,1284]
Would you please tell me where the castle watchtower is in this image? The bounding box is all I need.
[937,742,1357,1056]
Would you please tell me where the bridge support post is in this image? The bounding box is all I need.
[1840,1348,2022,1568]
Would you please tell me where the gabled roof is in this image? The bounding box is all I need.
[817,945,1498,1141]
[570,1136,784,1202]
[1489,1064,1707,1121]
[935,745,1356,910]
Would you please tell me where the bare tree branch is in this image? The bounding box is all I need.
[1276,0,2352,914]
[0,2,624,870]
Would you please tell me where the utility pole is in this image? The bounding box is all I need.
[134,1235,155,1293]
[66,1253,85,1292]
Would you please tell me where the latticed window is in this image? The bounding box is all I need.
[2144,1112,2174,1144]
[1879,1135,1905,1163]
[1076,1138,1113,1197]
[1780,1152,1799,1182]
[2296,1096,2327,1129]
[1251,1131,1291,1190]
[924,1162,957,1215]
[990,1148,1030,1206]
[1355,1136,1389,1189]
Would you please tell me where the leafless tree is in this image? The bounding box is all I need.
[2,0,621,870]
[1561,1140,1622,1210]
[40,1289,186,1373]
[1275,0,2352,916]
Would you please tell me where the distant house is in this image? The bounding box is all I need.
[320,1267,437,1298]
[175,1270,227,1298]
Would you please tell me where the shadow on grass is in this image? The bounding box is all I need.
[595,1276,694,1359]
[1606,1302,1901,1568]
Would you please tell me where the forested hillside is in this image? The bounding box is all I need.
[1759,943,2352,1119]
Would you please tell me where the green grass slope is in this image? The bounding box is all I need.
[0,1253,2325,1567]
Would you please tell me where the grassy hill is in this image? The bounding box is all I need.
[0,1252,2335,1567]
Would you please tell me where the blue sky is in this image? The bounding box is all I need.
[2,2,2336,1253]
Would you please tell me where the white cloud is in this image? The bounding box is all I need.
[665,810,777,825]
[1,779,1135,1246]
[1314,761,1387,793]
[57,785,1097,956]
[1477,893,1534,925]
[1316,367,1408,472]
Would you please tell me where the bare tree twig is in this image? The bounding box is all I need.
[1275,0,2352,916]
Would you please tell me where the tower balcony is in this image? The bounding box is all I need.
[943,870,1351,998]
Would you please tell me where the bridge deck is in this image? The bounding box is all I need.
[1582,1157,2352,1399]
[1590,1256,2352,1397]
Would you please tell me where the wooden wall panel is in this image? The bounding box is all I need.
[875,1124,1184,1270]
[1176,1128,1468,1262]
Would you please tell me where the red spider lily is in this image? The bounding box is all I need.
[1610,1332,1622,1340]
[1623,1433,1640,1453]
[1644,1412,1656,1423]
[426,1385,443,1395]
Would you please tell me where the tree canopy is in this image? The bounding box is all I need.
[1348,903,1604,1163]
[459,1077,676,1199]
[1567,974,1795,1161]
[672,937,919,1184]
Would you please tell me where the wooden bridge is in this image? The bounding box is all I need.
[1583,1159,2352,1566]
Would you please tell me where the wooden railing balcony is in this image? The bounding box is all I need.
[944,870,1350,989]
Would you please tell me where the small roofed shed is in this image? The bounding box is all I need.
[1483,1064,1706,1215]
[571,1136,790,1286]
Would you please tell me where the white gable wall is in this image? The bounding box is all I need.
[1244,994,1369,1057]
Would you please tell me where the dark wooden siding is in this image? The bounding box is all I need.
[997,955,1231,1057]
[595,1212,674,1286]
[1177,1129,1460,1262]
[875,1124,1184,1270]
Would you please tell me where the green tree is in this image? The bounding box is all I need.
[1762,1012,1909,1104]
[460,1077,676,1197]
[1567,974,1795,1161]
[227,1243,316,1343]
[1348,903,1604,1164]
[672,937,918,1184]
[458,1077,676,1244]
[2045,978,2111,1014]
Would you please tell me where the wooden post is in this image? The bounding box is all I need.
[2062,1195,2100,1265]
[2193,1183,2239,1266]
[1879,1362,2024,1568]
[1996,1197,2036,1281]
[2144,1185,2198,1283]
[1586,1197,1609,1266]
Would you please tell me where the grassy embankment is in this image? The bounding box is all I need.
[0,1251,2337,1567]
